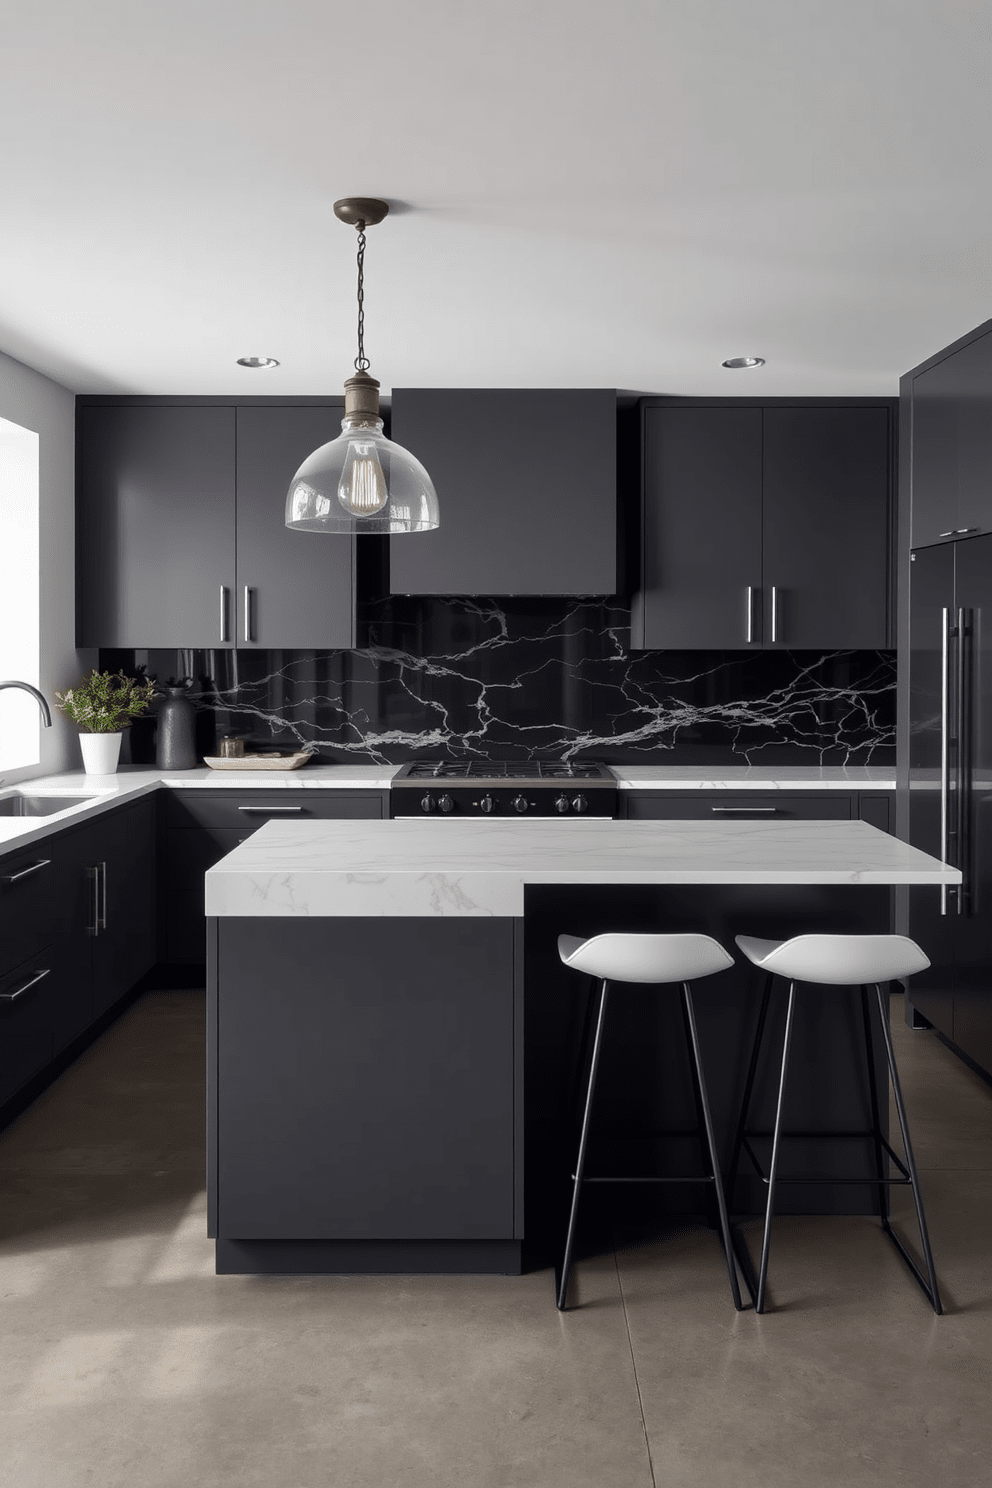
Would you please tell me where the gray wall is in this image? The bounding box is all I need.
[0,348,89,779]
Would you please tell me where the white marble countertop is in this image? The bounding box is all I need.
[611,766,897,790]
[204,817,957,919]
[0,762,897,856]
[0,765,397,854]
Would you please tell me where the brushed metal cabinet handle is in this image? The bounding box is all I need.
[219,585,230,643]
[237,805,305,813]
[710,806,778,813]
[955,606,968,917]
[0,967,50,1003]
[244,586,253,644]
[938,527,978,538]
[746,586,755,644]
[87,865,100,935]
[940,606,951,914]
[770,586,780,644]
[99,860,108,931]
[0,857,51,885]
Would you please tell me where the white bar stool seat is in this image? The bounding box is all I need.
[730,932,941,1315]
[736,934,931,986]
[555,932,743,1312]
[558,932,735,984]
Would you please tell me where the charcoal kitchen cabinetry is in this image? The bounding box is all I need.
[907,320,992,550]
[160,791,387,967]
[210,917,519,1272]
[900,320,992,1081]
[0,800,155,1114]
[622,791,893,829]
[632,401,894,650]
[76,399,353,649]
[388,389,618,596]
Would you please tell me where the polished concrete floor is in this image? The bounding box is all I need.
[0,989,989,1487]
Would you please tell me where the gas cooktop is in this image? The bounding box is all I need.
[396,760,613,783]
[391,761,618,818]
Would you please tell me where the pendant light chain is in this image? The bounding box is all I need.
[354,224,370,372]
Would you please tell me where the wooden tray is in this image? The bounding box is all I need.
[202,751,314,771]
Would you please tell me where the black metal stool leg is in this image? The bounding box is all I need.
[872,983,943,1315]
[756,979,797,1315]
[727,972,774,1212]
[681,983,744,1311]
[679,981,718,1232]
[860,984,890,1229]
[557,978,610,1311]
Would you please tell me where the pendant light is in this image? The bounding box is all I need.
[285,197,440,535]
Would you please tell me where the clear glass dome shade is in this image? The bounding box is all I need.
[285,416,440,534]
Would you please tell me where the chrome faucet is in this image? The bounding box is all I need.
[0,680,53,728]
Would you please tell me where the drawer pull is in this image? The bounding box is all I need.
[1,858,51,885]
[938,528,978,538]
[1,967,50,1003]
[710,806,778,813]
[237,805,305,813]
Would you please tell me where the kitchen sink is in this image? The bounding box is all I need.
[0,793,97,817]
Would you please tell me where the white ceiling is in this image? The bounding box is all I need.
[1,0,991,396]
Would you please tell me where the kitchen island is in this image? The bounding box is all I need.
[205,818,957,1275]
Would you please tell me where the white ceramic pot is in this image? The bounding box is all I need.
[79,732,122,775]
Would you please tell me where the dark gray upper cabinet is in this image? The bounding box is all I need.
[633,401,893,650]
[77,405,236,648]
[235,406,353,648]
[77,400,354,649]
[635,406,763,649]
[387,389,617,595]
[762,406,891,649]
[908,324,992,550]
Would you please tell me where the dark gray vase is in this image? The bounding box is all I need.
[156,687,197,771]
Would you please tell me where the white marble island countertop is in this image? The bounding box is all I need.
[205,817,957,919]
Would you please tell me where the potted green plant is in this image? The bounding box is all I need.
[54,669,157,775]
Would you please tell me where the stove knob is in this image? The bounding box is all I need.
[479,794,495,814]
[512,794,529,814]
[554,794,570,814]
[438,793,454,814]
[420,793,436,813]
[572,794,588,814]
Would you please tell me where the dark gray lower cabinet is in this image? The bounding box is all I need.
[211,918,517,1243]
[0,951,57,1105]
[623,793,853,822]
[0,849,55,973]
[0,799,156,1113]
[160,792,386,965]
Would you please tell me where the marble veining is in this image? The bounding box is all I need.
[204,818,958,919]
[103,597,896,767]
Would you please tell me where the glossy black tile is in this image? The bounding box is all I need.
[102,597,895,766]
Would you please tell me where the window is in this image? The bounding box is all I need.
[0,415,41,771]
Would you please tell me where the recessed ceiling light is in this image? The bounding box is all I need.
[236,356,280,369]
[722,356,765,369]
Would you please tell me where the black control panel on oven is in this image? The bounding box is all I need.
[393,787,618,819]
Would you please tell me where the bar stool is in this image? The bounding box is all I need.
[729,933,942,1315]
[556,932,743,1312]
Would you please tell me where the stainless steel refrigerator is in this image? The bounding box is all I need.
[909,532,992,1076]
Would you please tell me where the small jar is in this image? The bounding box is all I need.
[218,735,245,759]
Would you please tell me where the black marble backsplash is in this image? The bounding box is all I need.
[102,597,896,767]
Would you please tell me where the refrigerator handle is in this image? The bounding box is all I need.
[955,606,969,916]
[940,606,951,915]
